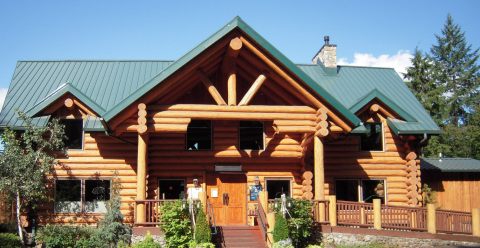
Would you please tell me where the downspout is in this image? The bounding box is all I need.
[100,118,136,146]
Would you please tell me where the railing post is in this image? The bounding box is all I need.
[472,208,480,237]
[427,203,436,234]
[328,195,337,226]
[373,199,382,230]
[319,201,326,222]
[267,212,275,247]
[360,206,366,225]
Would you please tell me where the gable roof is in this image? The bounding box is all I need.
[298,64,440,134]
[421,158,480,172]
[0,17,439,135]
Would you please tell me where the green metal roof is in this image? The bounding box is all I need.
[421,158,480,172]
[0,17,439,135]
[298,64,440,134]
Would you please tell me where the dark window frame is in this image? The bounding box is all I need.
[360,122,384,152]
[265,177,292,200]
[158,178,186,200]
[238,121,265,151]
[54,178,111,214]
[60,119,84,150]
[334,178,386,203]
[185,120,213,151]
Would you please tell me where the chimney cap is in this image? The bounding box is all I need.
[324,36,330,45]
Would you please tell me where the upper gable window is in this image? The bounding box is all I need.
[360,122,383,151]
[186,120,212,150]
[60,119,83,150]
[239,121,264,150]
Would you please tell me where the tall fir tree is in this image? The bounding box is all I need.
[430,14,480,126]
[404,48,445,123]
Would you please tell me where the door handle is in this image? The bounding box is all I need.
[226,193,229,206]
[223,193,227,205]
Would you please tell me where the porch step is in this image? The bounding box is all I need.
[215,226,265,248]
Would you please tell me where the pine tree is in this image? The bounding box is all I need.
[430,14,480,126]
[404,49,445,123]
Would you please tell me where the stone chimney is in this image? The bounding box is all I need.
[312,36,337,68]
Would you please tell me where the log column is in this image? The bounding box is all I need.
[314,107,329,201]
[136,103,149,224]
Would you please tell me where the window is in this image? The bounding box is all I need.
[360,122,383,151]
[60,119,83,149]
[55,179,110,213]
[335,179,386,203]
[266,179,291,199]
[186,120,212,150]
[159,179,185,200]
[239,121,264,150]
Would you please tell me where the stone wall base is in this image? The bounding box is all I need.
[321,232,480,248]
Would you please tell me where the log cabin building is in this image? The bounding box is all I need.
[0,17,440,226]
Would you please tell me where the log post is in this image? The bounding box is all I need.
[472,208,480,237]
[136,103,149,224]
[328,195,337,226]
[373,199,382,230]
[64,98,74,109]
[228,72,237,106]
[239,74,267,106]
[427,203,436,234]
[314,136,325,201]
[136,133,148,224]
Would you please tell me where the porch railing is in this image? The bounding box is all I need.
[134,199,177,226]
[320,199,475,235]
[312,199,330,224]
[436,209,472,234]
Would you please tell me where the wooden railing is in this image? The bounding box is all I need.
[337,200,374,227]
[134,199,177,226]
[312,199,330,224]
[436,209,472,234]
[381,204,427,231]
[330,199,475,235]
[256,200,268,243]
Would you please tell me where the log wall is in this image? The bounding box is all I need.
[39,133,138,224]
[323,119,413,206]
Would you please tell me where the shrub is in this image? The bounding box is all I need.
[37,224,94,248]
[272,198,314,247]
[0,223,17,233]
[194,207,211,243]
[160,200,192,248]
[195,242,215,248]
[273,213,289,242]
[306,245,324,248]
[0,233,21,248]
[132,232,161,248]
[90,177,132,247]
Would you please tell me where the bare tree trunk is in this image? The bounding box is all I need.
[16,191,24,245]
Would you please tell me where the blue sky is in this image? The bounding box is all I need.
[0,0,479,108]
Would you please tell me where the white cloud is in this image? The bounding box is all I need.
[338,50,413,76]
[0,88,8,110]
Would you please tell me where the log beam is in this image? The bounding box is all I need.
[228,72,237,106]
[314,136,325,200]
[135,133,149,224]
[197,71,227,105]
[239,74,267,106]
[64,98,74,109]
[222,37,243,106]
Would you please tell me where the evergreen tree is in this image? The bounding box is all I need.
[430,14,480,126]
[404,49,445,123]
[0,112,65,245]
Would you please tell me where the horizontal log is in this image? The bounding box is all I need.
[274,126,315,133]
[324,164,406,170]
[148,150,302,158]
[406,152,417,161]
[149,104,316,113]
[150,110,316,121]
[273,120,315,126]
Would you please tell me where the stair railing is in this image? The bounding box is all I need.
[206,198,217,235]
[256,199,268,244]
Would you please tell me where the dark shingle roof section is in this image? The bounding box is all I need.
[298,64,440,134]
[421,158,480,172]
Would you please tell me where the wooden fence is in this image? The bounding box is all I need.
[321,197,478,236]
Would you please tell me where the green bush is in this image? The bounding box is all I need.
[272,198,314,247]
[306,245,324,248]
[0,233,21,248]
[195,242,215,248]
[37,224,94,248]
[194,207,211,243]
[273,213,289,242]
[160,200,192,248]
[0,223,17,233]
[132,232,161,248]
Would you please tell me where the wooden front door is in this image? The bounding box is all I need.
[207,174,246,226]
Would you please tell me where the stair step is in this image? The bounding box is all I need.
[215,226,265,248]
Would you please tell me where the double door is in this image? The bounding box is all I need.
[207,174,246,226]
